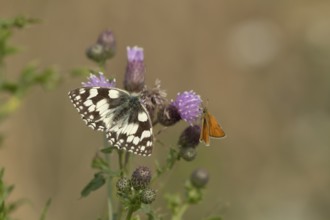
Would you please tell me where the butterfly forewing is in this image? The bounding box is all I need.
[68,87,153,156]
[207,113,225,138]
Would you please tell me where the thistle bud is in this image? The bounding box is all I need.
[86,29,116,63]
[116,177,131,193]
[178,125,201,148]
[86,44,105,63]
[190,168,209,188]
[124,46,145,93]
[131,166,152,190]
[179,147,197,161]
[97,29,116,59]
[141,188,156,204]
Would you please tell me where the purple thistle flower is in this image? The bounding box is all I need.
[127,46,144,61]
[82,72,116,88]
[124,46,145,93]
[171,90,202,125]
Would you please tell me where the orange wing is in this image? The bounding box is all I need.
[199,116,210,146]
[207,113,225,138]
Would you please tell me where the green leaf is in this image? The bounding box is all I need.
[164,193,182,213]
[91,154,109,171]
[185,181,203,204]
[100,147,113,154]
[39,198,52,220]
[80,172,106,197]
[70,67,90,78]
[205,216,223,220]
[0,16,40,29]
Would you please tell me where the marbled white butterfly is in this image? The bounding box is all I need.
[68,87,153,156]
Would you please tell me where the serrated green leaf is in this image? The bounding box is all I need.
[81,173,106,197]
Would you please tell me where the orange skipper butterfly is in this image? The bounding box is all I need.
[199,107,225,146]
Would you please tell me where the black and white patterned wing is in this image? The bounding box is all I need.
[106,102,153,156]
[68,87,153,156]
[68,87,130,131]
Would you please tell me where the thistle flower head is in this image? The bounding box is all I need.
[171,91,202,125]
[158,104,181,126]
[140,79,167,120]
[124,46,145,93]
[82,72,116,88]
[131,166,152,190]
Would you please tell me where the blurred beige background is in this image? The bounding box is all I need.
[1,0,330,219]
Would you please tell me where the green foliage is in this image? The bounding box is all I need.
[0,16,40,63]
[155,147,180,179]
[164,179,209,220]
[0,168,24,220]
[39,199,52,220]
[0,15,61,219]
[0,16,61,121]
[81,172,106,198]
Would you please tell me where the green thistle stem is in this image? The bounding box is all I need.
[124,152,131,175]
[171,204,189,220]
[125,207,134,220]
[104,135,113,220]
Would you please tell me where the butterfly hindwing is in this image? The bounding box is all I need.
[200,115,210,146]
[68,87,153,156]
[107,104,153,156]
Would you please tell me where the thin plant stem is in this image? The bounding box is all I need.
[124,152,131,175]
[99,60,113,220]
[116,149,124,220]
[104,134,113,220]
[171,204,189,220]
[125,206,135,220]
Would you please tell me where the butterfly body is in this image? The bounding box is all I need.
[199,108,225,146]
[68,87,153,156]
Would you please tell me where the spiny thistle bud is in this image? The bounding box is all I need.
[178,125,201,148]
[171,90,202,125]
[124,46,145,93]
[190,168,209,188]
[158,104,181,126]
[131,166,152,190]
[179,147,197,161]
[141,188,156,204]
[97,29,116,59]
[116,177,131,192]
